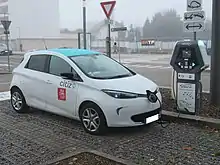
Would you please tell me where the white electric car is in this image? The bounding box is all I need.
[10,48,162,135]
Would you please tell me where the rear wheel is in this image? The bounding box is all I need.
[79,102,107,135]
[11,88,29,113]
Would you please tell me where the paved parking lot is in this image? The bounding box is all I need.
[0,100,220,165]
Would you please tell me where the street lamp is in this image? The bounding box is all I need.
[82,0,86,49]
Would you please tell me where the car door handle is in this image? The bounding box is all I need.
[46,80,52,84]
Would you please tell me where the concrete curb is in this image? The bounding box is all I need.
[0,72,11,75]
[162,110,220,129]
[45,149,136,165]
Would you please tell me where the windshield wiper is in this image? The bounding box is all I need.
[106,74,131,79]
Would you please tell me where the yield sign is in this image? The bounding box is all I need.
[100,1,116,19]
[1,20,11,31]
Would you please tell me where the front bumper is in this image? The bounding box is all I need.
[101,92,162,127]
[131,107,161,123]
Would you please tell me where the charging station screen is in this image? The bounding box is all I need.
[182,50,192,58]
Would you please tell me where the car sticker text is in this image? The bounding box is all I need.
[60,80,75,89]
[57,88,66,101]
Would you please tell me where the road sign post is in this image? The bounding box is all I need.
[111,26,127,62]
[108,22,111,57]
[82,0,87,49]
[1,20,11,72]
[100,1,116,58]
[210,0,220,106]
[184,0,205,40]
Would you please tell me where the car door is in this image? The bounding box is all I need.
[23,54,49,110]
[44,55,79,118]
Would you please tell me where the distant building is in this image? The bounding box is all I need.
[60,29,78,38]
[1,0,60,39]
[88,19,129,41]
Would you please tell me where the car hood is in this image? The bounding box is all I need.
[89,74,158,94]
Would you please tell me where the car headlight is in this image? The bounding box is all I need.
[101,89,138,99]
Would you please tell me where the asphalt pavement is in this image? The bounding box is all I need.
[0,53,211,92]
[0,100,219,165]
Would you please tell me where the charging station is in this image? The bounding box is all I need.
[170,40,209,115]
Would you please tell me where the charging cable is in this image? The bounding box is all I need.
[156,94,170,128]
[172,70,182,118]
[146,90,170,128]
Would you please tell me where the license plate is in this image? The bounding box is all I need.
[146,114,159,124]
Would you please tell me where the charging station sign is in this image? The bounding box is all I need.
[177,82,196,113]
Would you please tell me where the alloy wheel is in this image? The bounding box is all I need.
[82,108,100,132]
[11,92,23,111]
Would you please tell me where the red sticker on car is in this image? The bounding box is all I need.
[57,88,66,101]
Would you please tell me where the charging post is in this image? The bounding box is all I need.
[170,40,209,115]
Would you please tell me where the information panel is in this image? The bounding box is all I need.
[177,82,196,113]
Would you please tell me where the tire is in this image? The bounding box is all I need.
[79,102,107,135]
[11,88,29,113]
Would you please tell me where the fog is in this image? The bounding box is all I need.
[59,0,212,30]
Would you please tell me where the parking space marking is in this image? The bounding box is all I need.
[147,65,164,69]
[125,64,172,70]
[124,64,211,71]
[0,64,8,67]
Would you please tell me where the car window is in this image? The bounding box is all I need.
[70,54,135,79]
[49,55,75,76]
[25,55,48,72]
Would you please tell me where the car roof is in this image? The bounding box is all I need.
[48,48,101,57]
[28,48,102,57]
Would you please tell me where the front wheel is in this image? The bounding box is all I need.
[79,103,107,135]
[11,88,29,113]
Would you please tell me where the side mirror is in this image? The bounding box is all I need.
[60,72,80,81]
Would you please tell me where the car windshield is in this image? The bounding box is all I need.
[70,54,135,79]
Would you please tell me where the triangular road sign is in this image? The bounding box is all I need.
[1,20,11,31]
[100,1,116,19]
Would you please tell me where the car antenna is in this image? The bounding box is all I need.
[42,38,48,50]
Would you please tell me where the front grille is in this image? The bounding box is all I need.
[131,108,161,123]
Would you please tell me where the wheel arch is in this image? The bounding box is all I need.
[10,85,28,104]
[10,85,22,94]
[78,100,100,115]
[78,100,107,122]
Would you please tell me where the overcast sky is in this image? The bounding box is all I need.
[59,0,212,30]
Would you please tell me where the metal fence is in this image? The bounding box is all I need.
[90,39,177,54]
[90,39,211,54]
[0,37,211,54]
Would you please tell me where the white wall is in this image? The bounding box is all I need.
[8,0,60,39]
